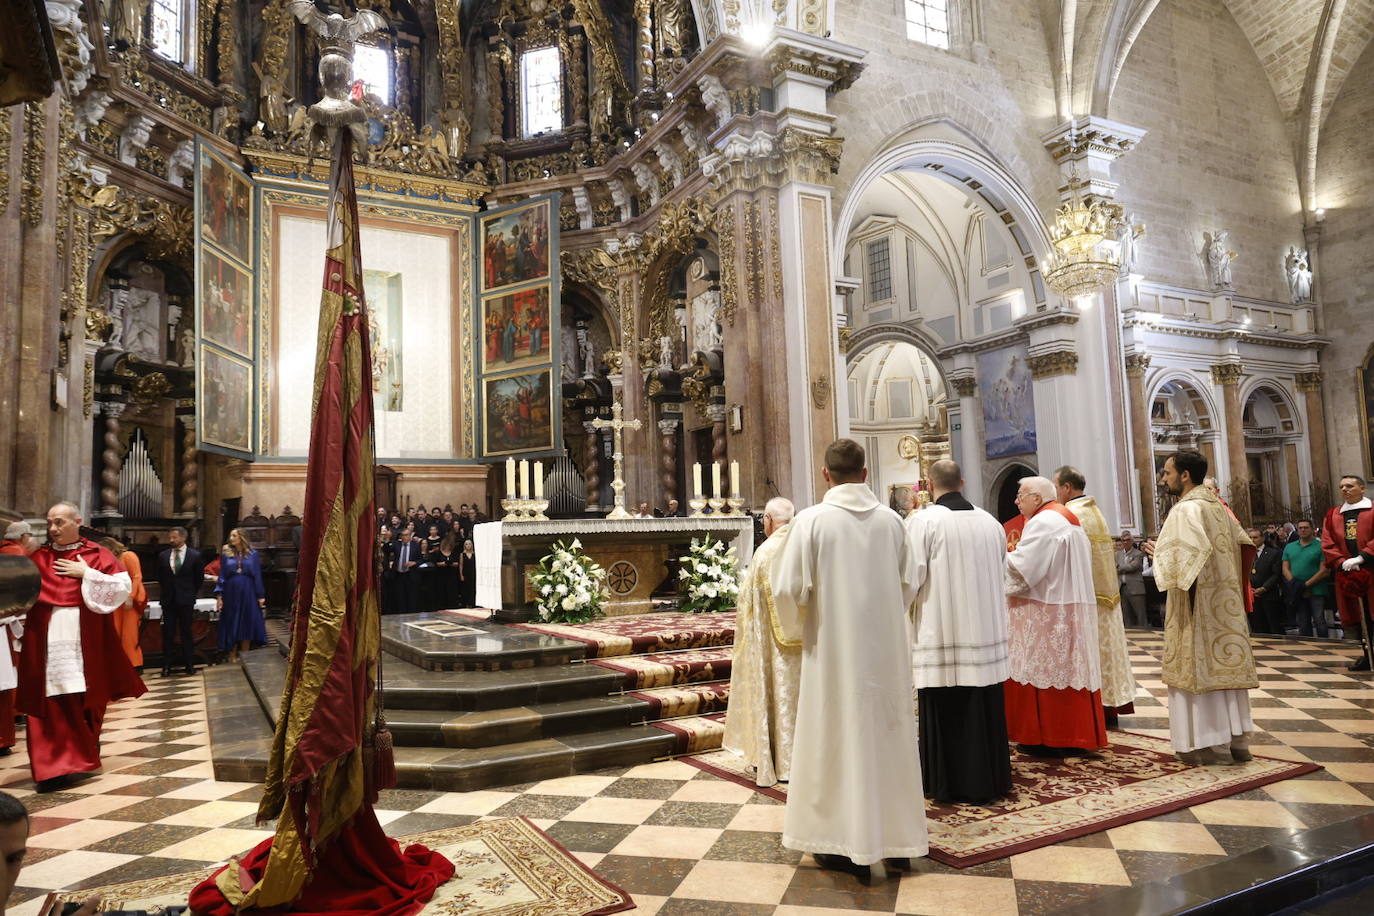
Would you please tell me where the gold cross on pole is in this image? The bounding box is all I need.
[591,399,642,520]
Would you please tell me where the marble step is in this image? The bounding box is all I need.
[380,614,588,671]
[209,661,680,790]
[385,695,654,749]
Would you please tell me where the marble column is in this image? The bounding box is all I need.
[583,420,602,511]
[657,417,679,509]
[1297,371,1330,506]
[950,375,984,506]
[96,402,126,517]
[1125,353,1156,532]
[1212,362,1250,524]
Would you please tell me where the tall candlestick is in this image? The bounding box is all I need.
[534,461,544,499]
[506,457,516,496]
[693,463,703,499]
[712,462,722,498]
[730,460,739,497]
[519,459,530,499]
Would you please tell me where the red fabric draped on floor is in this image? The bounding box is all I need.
[189,810,453,916]
[1004,679,1108,750]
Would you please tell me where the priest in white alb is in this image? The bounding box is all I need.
[722,497,800,787]
[773,439,927,873]
[906,459,1013,804]
[1003,476,1107,756]
[1053,466,1138,723]
[1144,449,1256,766]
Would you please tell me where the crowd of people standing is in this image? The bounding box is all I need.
[376,503,483,613]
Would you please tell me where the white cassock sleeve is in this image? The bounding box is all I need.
[770,515,813,644]
[1005,515,1057,597]
[897,518,922,612]
[903,514,931,620]
[81,569,132,615]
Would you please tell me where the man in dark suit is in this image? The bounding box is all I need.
[156,527,205,677]
[390,528,420,612]
[1248,527,1284,635]
[1115,533,1148,627]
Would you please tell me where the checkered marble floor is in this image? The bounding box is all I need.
[5,632,1374,916]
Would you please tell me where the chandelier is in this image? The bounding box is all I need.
[1041,176,1120,301]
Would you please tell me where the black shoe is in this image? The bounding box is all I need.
[813,853,869,878]
[160,666,172,678]
[181,666,197,677]
[1349,656,1371,672]
[0,747,11,757]
[884,857,913,872]
[35,775,70,793]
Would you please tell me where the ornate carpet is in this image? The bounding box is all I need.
[43,817,632,916]
[651,713,728,755]
[511,612,737,658]
[590,647,733,688]
[631,681,731,718]
[685,731,1322,867]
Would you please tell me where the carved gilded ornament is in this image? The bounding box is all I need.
[951,375,978,397]
[0,109,10,213]
[897,435,920,460]
[85,307,114,342]
[131,372,172,405]
[811,373,831,410]
[1027,350,1079,379]
[1210,362,1245,386]
[84,184,193,260]
[837,326,853,354]
[22,101,45,227]
[715,203,738,326]
[603,349,625,376]
[1123,352,1152,377]
[1295,371,1323,392]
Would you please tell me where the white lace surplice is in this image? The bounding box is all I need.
[1005,508,1101,692]
[45,569,129,697]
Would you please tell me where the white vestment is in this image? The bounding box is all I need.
[773,483,928,865]
[46,569,130,697]
[906,504,1011,688]
[721,524,800,786]
[1004,506,1101,692]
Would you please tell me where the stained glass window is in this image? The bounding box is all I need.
[905,0,950,49]
[521,46,564,138]
[150,0,185,62]
[353,44,393,105]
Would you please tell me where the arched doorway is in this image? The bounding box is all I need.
[845,340,948,506]
[1150,377,1218,520]
[1242,384,1302,521]
[993,463,1036,524]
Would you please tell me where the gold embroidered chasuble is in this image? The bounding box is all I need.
[722,524,800,787]
[1065,495,1137,708]
[1154,486,1257,694]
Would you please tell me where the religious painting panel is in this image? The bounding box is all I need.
[199,249,253,356]
[483,370,555,456]
[363,269,405,412]
[481,286,552,375]
[978,345,1037,459]
[1360,350,1374,478]
[197,144,253,265]
[200,349,254,454]
[480,198,552,292]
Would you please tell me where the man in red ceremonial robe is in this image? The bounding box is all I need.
[1003,476,1107,756]
[1322,475,1374,671]
[21,502,146,791]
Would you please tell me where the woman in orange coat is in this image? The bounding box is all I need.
[100,537,146,670]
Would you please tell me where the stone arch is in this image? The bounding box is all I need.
[1240,380,1302,437]
[833,126,1057,313]
[844,323,950,400]
[989,461,1037,525]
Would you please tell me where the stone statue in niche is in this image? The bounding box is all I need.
[1114,212,1145,275]
[580,332,598,379]
[691,290,722,353]
[658,335,674,369]
[122,288,163,361]
[1202,230,1236,290]
[1285,247,1312,303]
[561,328,579,383]
[105,287,127,350]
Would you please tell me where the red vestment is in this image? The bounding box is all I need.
[1322,503,1374,627]
[20,539,147,781]
[0,540,27,749]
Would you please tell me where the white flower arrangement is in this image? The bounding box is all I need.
[529,538,608,624]
[677,536,740,614]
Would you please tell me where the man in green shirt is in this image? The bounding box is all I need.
[1283,519,1331,637]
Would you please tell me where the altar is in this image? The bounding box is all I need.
[474,517,754,622]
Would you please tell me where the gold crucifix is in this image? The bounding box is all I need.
[591,399,642,520]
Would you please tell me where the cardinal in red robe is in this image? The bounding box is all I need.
[1322,475,1374,671]
[1002,476,1107,755]
[20,503,146,791]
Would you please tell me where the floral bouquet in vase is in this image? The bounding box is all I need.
[530,539,608,624]
[678,537,740,614]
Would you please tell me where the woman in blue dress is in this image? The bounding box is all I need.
[216,528,267,662]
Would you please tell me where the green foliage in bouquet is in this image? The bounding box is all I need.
[530,538,608,624]
[677,536,740,614]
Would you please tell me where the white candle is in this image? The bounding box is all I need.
[534,462,544,499]
[712,462,722,498]
[693,463,703,499]
[730,460,740,497]
[519,459,530,499]
[506,457,516,497]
